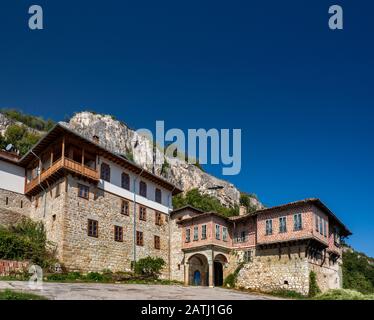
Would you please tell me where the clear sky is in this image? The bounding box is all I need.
[0,1,373,255]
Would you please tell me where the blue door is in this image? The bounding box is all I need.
[193,270,201,286]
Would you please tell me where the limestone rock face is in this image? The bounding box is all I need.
[64,112,248,207]
[0,110,262,208]
[0,113,12,135]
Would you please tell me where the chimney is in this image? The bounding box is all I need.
[239,205,247,216]
[93,135,99,144]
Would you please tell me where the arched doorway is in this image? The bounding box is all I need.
[214,262,223,286]
[188,254,209,286]
[214,254,228,287]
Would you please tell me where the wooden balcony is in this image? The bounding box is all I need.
[25,157,99,196]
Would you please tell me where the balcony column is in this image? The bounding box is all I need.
[184,262,190,285]
[208,261,214,287]
[62,136,65,164]
[50,150,54,167]
[82,148,85,169]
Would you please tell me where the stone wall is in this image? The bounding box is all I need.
[28,178,67,262]
[0,188,30,216]
[60,175,170,275]
[0,188,30,226]
[169,212,185,282]
[309,255,342,292]
[234,245,343,295]
[236,246,310,295]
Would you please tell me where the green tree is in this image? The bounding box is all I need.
[0,133,6,150]
[3,124,41,156]
[342,249,374,294]
[1,109,54,131]
[173,188,238,217]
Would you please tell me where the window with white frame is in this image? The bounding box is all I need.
[223,227,228,242]
[193,226,198,241]
[293,213,302,231]
[244,250,253,263]
[201,225,207,240]
[185,228,191,243]
[279,216,287,233]
[266,219,273,235]
[215,225,220,240]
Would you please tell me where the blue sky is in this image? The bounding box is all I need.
[0,1,373,255]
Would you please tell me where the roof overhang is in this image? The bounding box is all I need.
[18,123,182,195]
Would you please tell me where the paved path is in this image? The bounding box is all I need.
[0,281,279,300]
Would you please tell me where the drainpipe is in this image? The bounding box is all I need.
[168,187,176,281]
[133,168,144,268]
[31,150,47,218]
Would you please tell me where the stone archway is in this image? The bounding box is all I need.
[187,254,209,286]
[213,254,228,287]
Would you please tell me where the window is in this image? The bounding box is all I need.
[334,227,341,245]
[193,226,199,241]
[100,163,111,182]
[78,184,89,199]
[155,188,162,204]
[155,212,162,226]
[315,215,319,232]
[223,227,228,242]
[114,226,123,242]
[185,229,191,243]
[136,231,143,246]
[244,250,252,263]
[279,217,287,233]
[55,183,61,197]
[319,217,323,235]
[139,206,147,221]
[139,181,147,197]
[293,213,302,231]
[5,197,9,205]
[324,220,328,237]
[201,225,207,240]
[215,225,220,240]
[35,196,39,208]
[266,219,273,235]
[121,200,129,215]
[20,201,23,208]
[121,173,130,190]
[88,219,98,238]
[241,231,246,242]
[154,235,160,249]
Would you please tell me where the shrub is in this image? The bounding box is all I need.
[308,271,321,297]
[314,289,374,300]
[223,262,244,288]
[173,188,239,217]
[86,272,105,282]
[134,257,166,279]
[0,218,57,268]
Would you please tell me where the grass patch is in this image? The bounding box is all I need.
[0,289,47,300]
[266,289,306,299]
[313,289,374,300]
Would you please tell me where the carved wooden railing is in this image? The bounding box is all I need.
[25,158,98,194]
